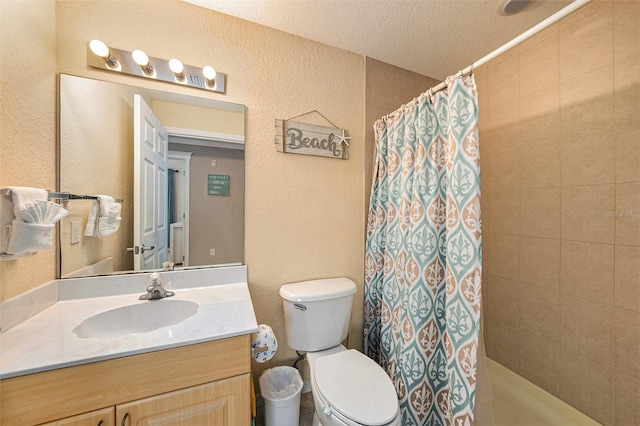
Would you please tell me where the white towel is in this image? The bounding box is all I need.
[84,195,121,238]
[4,220,54,254]
[1,187,59,256]
[3,186,48,219]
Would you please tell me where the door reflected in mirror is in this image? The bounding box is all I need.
[59,74,245,278]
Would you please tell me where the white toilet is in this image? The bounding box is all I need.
[280,278,400,426]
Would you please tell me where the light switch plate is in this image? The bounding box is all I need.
[71,221,80,244]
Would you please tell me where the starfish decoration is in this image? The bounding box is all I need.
[337,129,351,146]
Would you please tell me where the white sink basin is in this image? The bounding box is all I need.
[73,300,199,339]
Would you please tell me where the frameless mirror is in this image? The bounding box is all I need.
[59,74,245,278]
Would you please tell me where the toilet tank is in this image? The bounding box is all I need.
[280,277,357,352]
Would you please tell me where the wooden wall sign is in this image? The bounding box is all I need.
[275,118,349,160]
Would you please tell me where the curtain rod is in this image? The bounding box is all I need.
[386,0,592,117]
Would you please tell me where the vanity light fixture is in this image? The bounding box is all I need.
[132,49,155,76]
[86,40,227,94]
[169,58,185,82]
[89,39,119,69]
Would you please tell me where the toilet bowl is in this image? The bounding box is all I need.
[280,278,400,426]
[307,346,400,426]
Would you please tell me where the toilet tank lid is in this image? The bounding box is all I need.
[279,277,357,302]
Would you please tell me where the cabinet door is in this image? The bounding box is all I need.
[39,407,115,426]
[116,374,250,426]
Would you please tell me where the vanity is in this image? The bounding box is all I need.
[0,265,258,425]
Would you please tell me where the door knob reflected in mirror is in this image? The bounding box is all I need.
[126,245,155,254]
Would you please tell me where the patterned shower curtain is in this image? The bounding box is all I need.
[364,75,482,426]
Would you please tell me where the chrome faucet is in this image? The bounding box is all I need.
[139,272,175,300]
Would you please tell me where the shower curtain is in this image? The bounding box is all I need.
[364,75,482,425]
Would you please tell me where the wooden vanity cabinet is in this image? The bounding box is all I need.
[2,335,251,426]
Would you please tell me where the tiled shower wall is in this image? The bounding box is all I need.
[478,1,639,425]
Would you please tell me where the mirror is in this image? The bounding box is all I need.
[59,74,245,278]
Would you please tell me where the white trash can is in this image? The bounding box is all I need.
[259,366,303,426]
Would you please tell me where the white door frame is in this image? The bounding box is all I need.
[168,150,192,267]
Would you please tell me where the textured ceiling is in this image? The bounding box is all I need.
[183,0,572,80]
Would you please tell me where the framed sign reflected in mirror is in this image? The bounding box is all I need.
[59,74,245,278]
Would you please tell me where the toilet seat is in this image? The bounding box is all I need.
[313,349,399,426]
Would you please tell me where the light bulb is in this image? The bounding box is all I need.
[89,39,119,68]
[169,58,184,74]
[132,49,150,67]
[89,39,110,58]
[203,66,216,81]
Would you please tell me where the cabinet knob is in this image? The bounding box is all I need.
[121,412,129,426]
[97,421,104,426]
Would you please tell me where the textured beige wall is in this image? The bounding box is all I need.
[0,0,57,299]
[152,101,244,136]
[480,2,640,425]
[2,0,366,377]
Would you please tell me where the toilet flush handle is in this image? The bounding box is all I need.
[294,303,307,311]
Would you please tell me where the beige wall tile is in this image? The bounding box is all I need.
[614,308,640,379]
[517,329,559,395]
[520,237,560,290]
[489,190,520,235]
[520,33,559,96]
[519,23,558,52]
[521,188,561,238]
[615,119,640,183]
[615,373,640,426]
[370,59,397,109]
[477,72,490,136]
[488,233,520,281]
[489,100,520,133]
[615,245,640,313]
[560,64,614,133]
[559,349,614,426]
[394,68,434,106]
[486,316,518,372]
[488,145,519,193]
[560,293,614,365]
[614,52,640,123]
[614,0,640,61]
[488,55,519,107]
[559,0,614,82]
[561,126,615,186]
[520,140,560,189]
[486,275,519,325]
[520,84,560,122]
[519,283,560,343]
[561,184,614,244]
[485,125,518,153]
[615,182,640,246]
[560,240,615,305]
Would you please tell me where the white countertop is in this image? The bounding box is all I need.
[0,265,258,379]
